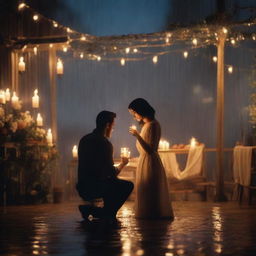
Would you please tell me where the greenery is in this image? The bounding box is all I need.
[0,98,58,204]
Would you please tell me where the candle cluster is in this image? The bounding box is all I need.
[159,139,170,150]
[121,147,131,158]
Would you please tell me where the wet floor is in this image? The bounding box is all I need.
[0,201,256,256]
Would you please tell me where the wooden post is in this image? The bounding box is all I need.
[215,30,228,201]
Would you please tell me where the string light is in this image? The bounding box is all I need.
[166,32,172,38]
[63,46,68,52]
[228,66,233,74]
[222,27,228,34]
[80,53,84,59]
[133,48,138,53]
[33,14,39,21]
[120,58,125,66]
[152,55,158,64]
[231,39,236,45]
[97,56,101,61]
[125,47,130,54]
[192,38,198,46]
[213,56,218,63]
[53,22,58,28]
[253,34,256,41]
[113,46,117,50]
[165,38,170,43]
[18,3,26,10]
[80,36,86,41]
[183,51,188,58]
[66,28,71,33]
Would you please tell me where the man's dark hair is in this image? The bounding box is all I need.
[96,111,116,129]
[128,98,155,119]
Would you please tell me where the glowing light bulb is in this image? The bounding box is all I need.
[18,3,26,10]
[63,46,68,52]
[166,32,172,38]
[120,58,125,66]
[33,14,39,21]
[97,56,101,61]
[213,56,218,63]
[231,39,236,45]
[133,48,138,53]
[66,27,71,33]
[228,66,233,74]
[252,35,256,41]
[192,38,198,46]
[165,37,170,43]
[152,55,158,64]
[53,22,58,28]
[80,53,84,59]
[56,59,63,75]
[183,51,188,58]
[80,36,86,41]
[49,44,53,48]
[113,46,117,50]
[222,27,228,34]
[125,47,130,54]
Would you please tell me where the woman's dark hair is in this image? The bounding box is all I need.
[96,110,116,129]
[128,98,155,119]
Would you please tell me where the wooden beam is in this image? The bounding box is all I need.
[215,30,228,202]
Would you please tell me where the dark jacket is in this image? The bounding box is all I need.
[77,129,117,191]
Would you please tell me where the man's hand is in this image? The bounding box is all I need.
[121,157,129,166]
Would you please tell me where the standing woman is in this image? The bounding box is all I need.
[128,98,174,219]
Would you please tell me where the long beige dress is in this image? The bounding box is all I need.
[135,119,174,219]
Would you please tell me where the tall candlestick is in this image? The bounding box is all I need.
[0,90,6,104]
[11,92,19,108]
[47,129,53,146]
[5,88,10,101]
[18,57,26,72]
[32,89,39,108]
[56,58,64,75]
[72,145,78,159]
[36,113,43,126]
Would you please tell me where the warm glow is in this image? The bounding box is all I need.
[47,129,53,146]
[222,27,228,34]
[33,14,39,21]
[121,58,125,66]
[80,53,84,59]
[183,51,188,58]
[36,113,43,127]
[130,125,137,131]
[80,36,86,41]
[165,37,170,43]
[190,137,197,147]
[72,145,78,159]
[121,147,131,158]
[231,39,236,45]
[49,44,53,48]
[125,47,130,54]
[97,56,101,61]
[32,89,39,108]
[166,32,172,38]
[0,90,6,104]
[228,66,233,74]
[56,59,64,75]
[18,3,26,10]
[192,38,198,46]
[133,48,138,53]
[63,46,68,52]
[11,92,19,108]
[33,47,38,55]
[18,56,26,72]
[5,88,11,101]
[53,22,58,28]
[252,35,256,41]
[152,55,158,64]
[213,56,218,63]
[159,139,170,150]
[66,27,71,33]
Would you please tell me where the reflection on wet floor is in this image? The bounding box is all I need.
[0,201,256,256]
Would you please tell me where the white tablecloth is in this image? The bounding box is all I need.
[233,146,252,186]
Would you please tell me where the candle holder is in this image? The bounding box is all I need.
[121,147,131,158]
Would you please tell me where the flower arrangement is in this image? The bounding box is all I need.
[0,89,57,205]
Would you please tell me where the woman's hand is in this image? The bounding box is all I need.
[129,127,139,137]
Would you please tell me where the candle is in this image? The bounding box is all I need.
[47,129,53,146]
[11,92,19,108]
[32,89,39,108]
[0,90,6,104]
[5,88,10,101]
[36,113,43,126]
[121,147,130,158]
[72,145,78,159]
[18,57,26,72]
[56,58,63,75]
[131,125,137,130]
[159,139,169,150]
[190,137,197,148]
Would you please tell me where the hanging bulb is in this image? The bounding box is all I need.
[18,3,26,10]
[213,56,218,63]
[33,14,39,21]
[183,51,188,58]
[125,47,130,54]
[120,58,125,66]
[192,38,198,46]
[152,56,158,64]
[228,66,233,74]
